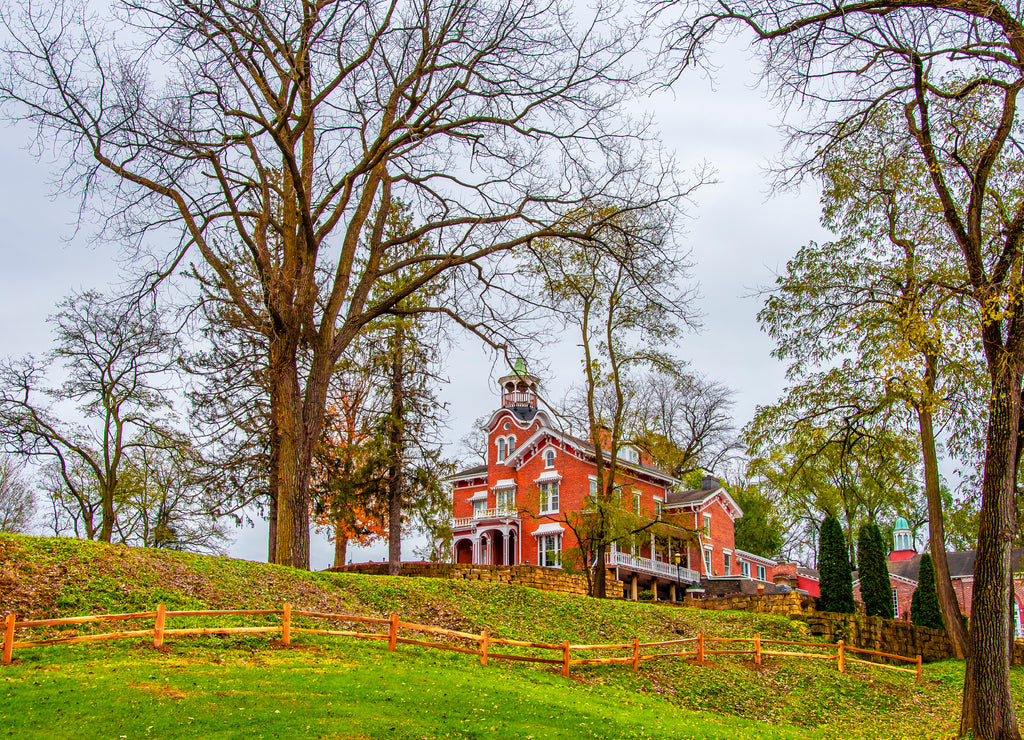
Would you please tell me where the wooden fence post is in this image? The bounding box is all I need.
[631,638,640,671]
[697,632,705,662]
[754,633,761,666]
[2,614,15,666]
[916,654,923,682]
[837,640,845,674]
[282,603,291,645]
[153,604,166,648]
[561,641,570,677]
[388,613,399,652]
[479,631,489,666]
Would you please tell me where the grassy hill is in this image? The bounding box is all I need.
[0,533,1011,739]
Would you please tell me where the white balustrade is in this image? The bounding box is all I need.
[605,551,699,583]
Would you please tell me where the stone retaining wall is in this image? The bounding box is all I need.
[327,562,622,597]
[803,611,954,663]
[684,590,812,618]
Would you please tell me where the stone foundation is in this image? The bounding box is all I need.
[326,562,622,597]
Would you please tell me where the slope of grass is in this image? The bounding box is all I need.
[0,533,1012,739]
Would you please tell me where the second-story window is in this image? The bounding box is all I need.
[757,564,767,581]
[544,449,555,468]
[473,499,487,517]
[703,548,712,574]
[724,551,731,576]
[539,481,559,514]
[495,488,515,513]
[704,513,712,537]
[506,435,516,456]
[497,438,506,462]
[633,492,642,516]
[741,561,750,578]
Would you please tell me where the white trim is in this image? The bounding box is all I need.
[467,491,489,502]
[532,522,565,536]
[735,549,775,566]
[536,470,562,483]
[493,479,515,489]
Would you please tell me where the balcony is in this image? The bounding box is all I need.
[605,551,700,584]
[452,507,520,531]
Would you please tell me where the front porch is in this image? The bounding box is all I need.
[606,546,701,602]
[452,512,521,566]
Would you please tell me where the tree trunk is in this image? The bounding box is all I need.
[387,327,404,576]
[917,354,969,658]
[592,539,607,598]
[960,372,1022,740]
[269,335,311,570]
[267,401,280,564]
[98,481,115,543]
[333,524,349,568]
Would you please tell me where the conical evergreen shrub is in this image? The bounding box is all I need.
[818,516,855,614]
[858,521,894,619]
[911,552,944,629]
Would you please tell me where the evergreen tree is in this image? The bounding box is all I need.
[911,553,944,630]
[818,516,855,614]
[858,522,894,619]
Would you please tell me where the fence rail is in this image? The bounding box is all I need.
[0,607,923,681]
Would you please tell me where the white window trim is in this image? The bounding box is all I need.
[536,533,562,568]
[756,564,767,582]
[467,491,489,503]
[543,448,557,468]
[538,480,560,515]
[703,548,713,573]
[741,561,751,578]
[536,470,562,483]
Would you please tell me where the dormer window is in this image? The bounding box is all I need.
[617,445,639,464]
[544,449,556,468]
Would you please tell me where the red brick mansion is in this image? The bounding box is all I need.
[448,363,778,599]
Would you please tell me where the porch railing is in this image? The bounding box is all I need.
[452,507,520,531]
[606,551,700,584]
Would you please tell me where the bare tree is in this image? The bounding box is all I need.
[0,0,682,569]
[0,291,180,543]
[655,2,1024,736]
[635,368,740,478]
[0,455,35,533]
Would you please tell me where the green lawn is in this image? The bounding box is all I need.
[0,636,979,739]
[0,534,1011,739]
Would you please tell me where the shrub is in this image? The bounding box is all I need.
[858,522,894,619]
[818,516,855,614]
[911,553,944,629]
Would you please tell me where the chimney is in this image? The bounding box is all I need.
[701,476,720,491]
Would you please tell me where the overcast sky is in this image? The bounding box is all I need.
[0,31,830,569]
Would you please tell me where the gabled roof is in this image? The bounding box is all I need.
[483,406,549,432]
[664,486,744,520]
[502,426,679,487]
[447,463,488,482]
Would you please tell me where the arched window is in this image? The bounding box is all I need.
[507,435,516,455]
[497,438,506,462]
[544,449,556,468]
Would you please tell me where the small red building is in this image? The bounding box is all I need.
[448,363,772,599]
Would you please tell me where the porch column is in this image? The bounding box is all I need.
[669,584,677,602]
[503,530,510,566]
[630,575,638,602]
[652,581,658,602]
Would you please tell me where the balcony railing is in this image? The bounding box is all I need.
[605,551,700,583]
[452,507,520,531]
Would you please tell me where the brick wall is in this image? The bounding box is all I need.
[328,562,623,597]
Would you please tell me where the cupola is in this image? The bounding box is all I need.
[890,517,916,562]
[498,358,539,410]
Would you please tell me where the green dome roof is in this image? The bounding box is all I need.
[894,517,910,531]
